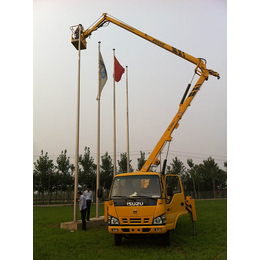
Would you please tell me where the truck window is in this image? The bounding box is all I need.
[165,175,182,204]
[165,175,182,194]
[110,175,161,198]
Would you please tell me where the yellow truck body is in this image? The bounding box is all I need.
[104,172,196,246]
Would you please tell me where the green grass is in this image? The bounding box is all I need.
[33,200,226,260]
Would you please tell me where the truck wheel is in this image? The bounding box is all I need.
[162,230,171,246]
[114,234,122,246]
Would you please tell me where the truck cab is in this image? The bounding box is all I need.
[104,172,192,246]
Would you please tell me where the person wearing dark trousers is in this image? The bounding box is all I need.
[78,191,87,231]
[83,186,93,221]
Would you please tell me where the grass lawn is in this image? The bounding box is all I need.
[33,200,227,260]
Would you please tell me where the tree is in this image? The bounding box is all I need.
[100,152,113,196]
[118,152,134,173]
[215,168,227,190]
[223,161,227,188]
[202,157,219,198]
[166,157,186,188]
[224,161,227,169]
[166,157,186,175]
[137,151,146,170]
[56,149,74,202]
[33,150,55,204]
[187,158,197,199]
[194,164,203,199]
[78,147,96,191]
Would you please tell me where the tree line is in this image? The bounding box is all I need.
[33,147,227,203]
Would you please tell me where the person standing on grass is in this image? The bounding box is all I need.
[78,191,87,231]
[83,186,93,221]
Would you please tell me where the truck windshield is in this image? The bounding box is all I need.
[111,175,161,198]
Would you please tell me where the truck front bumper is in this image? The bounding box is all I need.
[108,225,167,234]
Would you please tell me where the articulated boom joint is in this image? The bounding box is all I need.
[195,60,209,80]
[152,158,160,165]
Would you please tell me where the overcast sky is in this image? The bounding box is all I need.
[33,0,227,171]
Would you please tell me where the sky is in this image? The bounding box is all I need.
[33,0,227,171]
[3,1,260,257]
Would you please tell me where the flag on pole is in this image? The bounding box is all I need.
[98,52,108,99]
[114,56,125,82]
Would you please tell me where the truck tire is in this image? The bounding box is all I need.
[162,230,171,246]
[114,234,122,246]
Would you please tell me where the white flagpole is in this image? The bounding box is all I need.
[96,41,101,218]
[73,24,82,223]
[113,49,116,177]
[126,66,130,173]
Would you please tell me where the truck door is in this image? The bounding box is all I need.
[165,174,187,229]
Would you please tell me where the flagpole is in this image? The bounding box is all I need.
[126,66,130,173]
[113,49,116,177]
[73,24,82,223]
[96,41,101,218]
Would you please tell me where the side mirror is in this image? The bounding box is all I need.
[167,187,173,197]
[97,188,103,199]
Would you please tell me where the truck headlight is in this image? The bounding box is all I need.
[153,214,166,225]
[108,215,119,225]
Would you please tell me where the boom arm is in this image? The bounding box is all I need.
[83,13,199,65]
[71,13,219,77]
[70,13,220,172]
[140,74,207,172]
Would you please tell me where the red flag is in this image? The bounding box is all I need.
[114,56,125,82]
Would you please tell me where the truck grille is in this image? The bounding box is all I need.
[121,217,151,225]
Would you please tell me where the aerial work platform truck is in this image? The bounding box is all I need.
[70,13,219,246]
